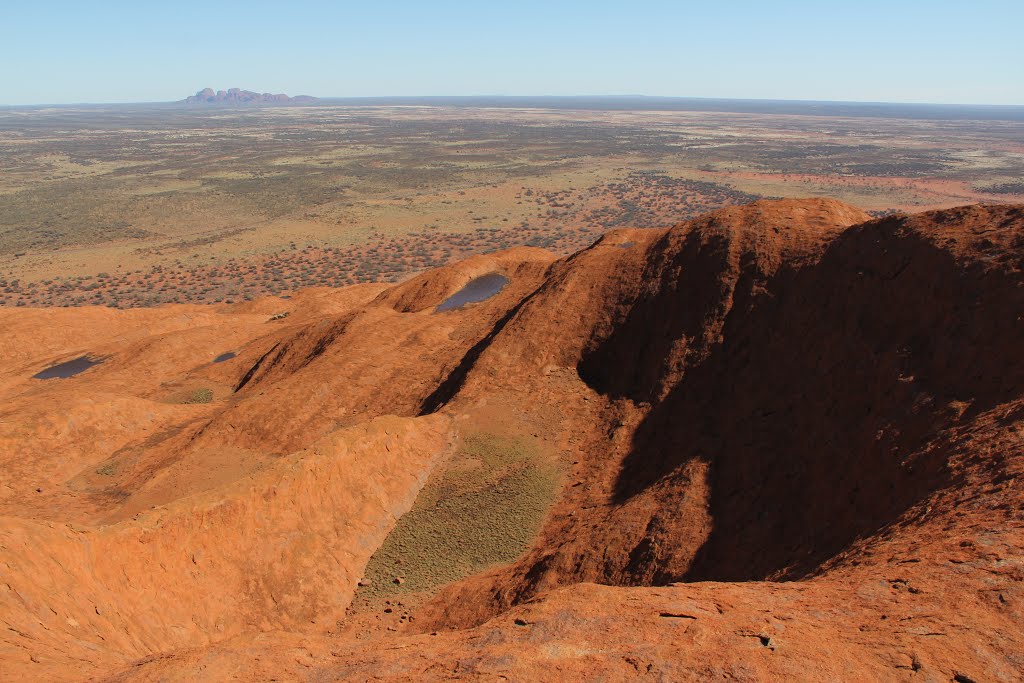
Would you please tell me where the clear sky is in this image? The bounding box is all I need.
[3,0,1022,106]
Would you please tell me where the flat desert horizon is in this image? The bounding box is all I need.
[2,96,1021,308]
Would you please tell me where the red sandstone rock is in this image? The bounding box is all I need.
[1,199,1022,682]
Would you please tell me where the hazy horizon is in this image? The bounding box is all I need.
[6,93,1024,110]
[4,0,1022,107]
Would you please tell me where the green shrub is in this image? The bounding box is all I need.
[185,387,214,404]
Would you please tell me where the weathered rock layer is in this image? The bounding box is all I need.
[1,199,1022,682]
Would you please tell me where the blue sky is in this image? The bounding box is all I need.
[3,0,1021,105]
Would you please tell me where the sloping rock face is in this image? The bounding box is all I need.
[1,200,1022,682]
[1,416,451,674]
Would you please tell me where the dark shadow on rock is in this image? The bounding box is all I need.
[612,219,1024,581]
[576,226,739,403]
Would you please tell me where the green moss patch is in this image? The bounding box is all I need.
[356,432,559,602]
[184,387,214,404]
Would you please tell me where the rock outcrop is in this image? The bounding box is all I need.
[1,199,1022,682]
[183,88,318,104]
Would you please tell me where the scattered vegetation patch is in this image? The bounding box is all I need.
[95,461,118,477]
[2,107,1018,309]
[184,387,214,404]
[980,181,1024,195]
[356,433,559,602]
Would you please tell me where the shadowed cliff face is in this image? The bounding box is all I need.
[619,209,1024,581]
[576,199,869,403]
[2,200,1023,683]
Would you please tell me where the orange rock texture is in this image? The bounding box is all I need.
[1,199,1022,682]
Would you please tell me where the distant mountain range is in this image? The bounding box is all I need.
[183,88,318,105]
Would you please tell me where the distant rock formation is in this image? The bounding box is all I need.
[183,88,318,105]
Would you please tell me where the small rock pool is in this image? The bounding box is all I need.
[436,273,510,313]
[33,356,105,380]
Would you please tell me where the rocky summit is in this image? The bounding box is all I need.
[1,198,1023,681]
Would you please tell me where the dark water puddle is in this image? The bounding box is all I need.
[213,352,237,363]
[33,355,105,380]
[436,273,509,313]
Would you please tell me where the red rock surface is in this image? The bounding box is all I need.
[1,199,1022,682]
